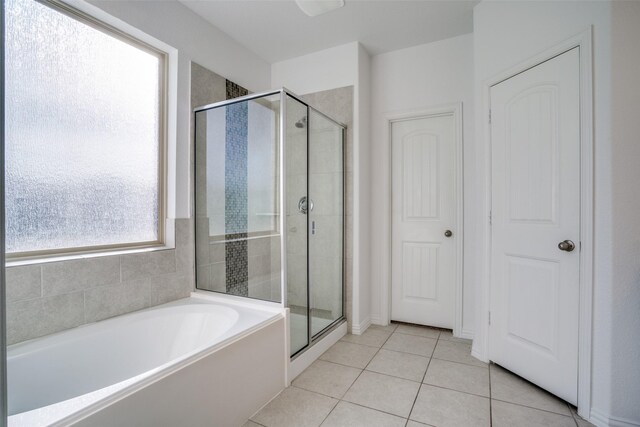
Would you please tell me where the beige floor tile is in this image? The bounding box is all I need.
[320,341,379,369]
[251,387,338,427]
[369,323,399,333]
[341,328,393,347]
[491,400,576,427]
[410,384,490,427]
[366,349,429,382]
[490,364,572,416]
[383,333,437,357]
[320,401,406,427]
[343,371,421,418]
[395,324,441,339]
[438,330,472,344]
[242,421,264,427]
[432,340,487,368]
[293,360,362,398]
[423,359,490,397]
[406,421,431,427]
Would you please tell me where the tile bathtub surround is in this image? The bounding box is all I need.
[248,322,594,427]
[6,218,194,345]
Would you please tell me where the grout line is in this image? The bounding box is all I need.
[490,397,576,419]
[297,325,483,427]
[314,358,368,372]
[430,354,488,369]
[339,400,409,422]
[567,404,582,427]
[328,326,399,418]
[420,382,490,399]
[430,355,488,369]
[315,391,340,427]
[339,337,390,349]
[405,330,440,423]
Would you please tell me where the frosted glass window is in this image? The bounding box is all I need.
[5,0,164,255]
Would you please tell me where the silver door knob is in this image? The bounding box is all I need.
[444,230,453,238]
[558,240,575,252]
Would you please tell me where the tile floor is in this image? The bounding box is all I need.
[247,323,594,427]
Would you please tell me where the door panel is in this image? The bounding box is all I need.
[490,48,580,404]
[285,95,309,356]
[391,114,456,328]
[308,108,344,338]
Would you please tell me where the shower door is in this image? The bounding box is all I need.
[308,109,344,337]
[285,95,310,355]
[286,95,344,357]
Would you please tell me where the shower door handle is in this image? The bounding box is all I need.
[298,196,313,214]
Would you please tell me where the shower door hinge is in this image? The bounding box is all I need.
[488,311,491,325]
[489,210,492,226]
[489,109,492,124]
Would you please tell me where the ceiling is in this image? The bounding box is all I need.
[179,0,478,63]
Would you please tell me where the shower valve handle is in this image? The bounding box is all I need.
[298,196,313,214]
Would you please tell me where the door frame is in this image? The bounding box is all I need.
[474,29,594,418]
[381,103,466,338]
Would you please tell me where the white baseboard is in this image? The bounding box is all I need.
[351,317,371,335]
[370,316,384,326]
[460,328,475,340]
[288,322,347,381]
[471,346,489,364]
[590,409,640,427]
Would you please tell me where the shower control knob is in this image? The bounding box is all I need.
[298,196,313,214]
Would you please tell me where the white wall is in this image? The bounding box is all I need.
[610,1,640,424]
[471,1,640,425]
[272,42,373,333]
[86,0,272,219]
[369,34,475,335]
[355,43,372,332]
[271,43,358,94]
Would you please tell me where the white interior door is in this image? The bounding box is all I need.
[489,48,580,404]
[391,114,457,328]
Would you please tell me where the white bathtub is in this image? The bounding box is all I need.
[8,294,287,427]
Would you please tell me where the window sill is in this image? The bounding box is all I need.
[5,244,175,267]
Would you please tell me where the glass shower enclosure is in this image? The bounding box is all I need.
[194,89,345,357]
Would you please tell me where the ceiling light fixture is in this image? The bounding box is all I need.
[295,0,345,17]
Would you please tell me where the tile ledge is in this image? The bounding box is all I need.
[6,244,175,268]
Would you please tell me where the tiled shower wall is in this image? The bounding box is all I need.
[5,219,194,345]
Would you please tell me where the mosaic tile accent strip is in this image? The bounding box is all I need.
[225,233,248,296]
[224,79,250,296]
[224,101,248,235]
[226,80,249,100]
